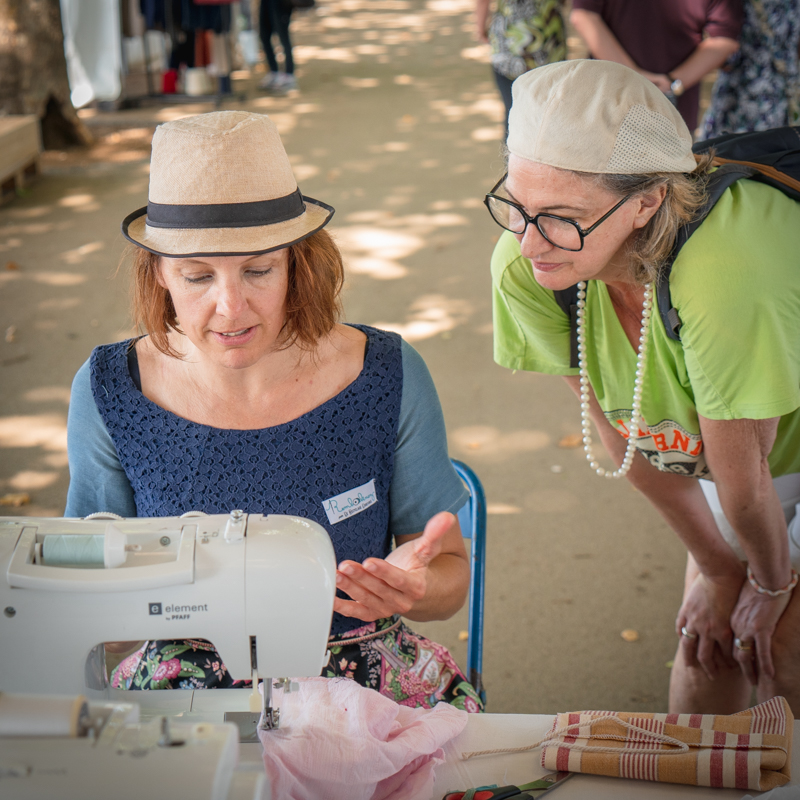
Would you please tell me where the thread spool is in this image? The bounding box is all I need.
[0,694,89,738]
[41,524,132,568]
[42,534,104,567]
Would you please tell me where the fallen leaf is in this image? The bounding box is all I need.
[621,629,639,642]
[6,261,19,270]
[458,630,469,641]
[0,492,31,507]
[5,325,16,343]
[558,434,582,448]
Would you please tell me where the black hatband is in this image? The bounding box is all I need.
[145,188,305,229]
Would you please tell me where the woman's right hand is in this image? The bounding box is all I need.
[676,570,744,680]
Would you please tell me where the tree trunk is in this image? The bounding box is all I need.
[0,0,92,149]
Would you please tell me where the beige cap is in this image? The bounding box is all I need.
[122,111,334,257]
[507,60,696,174]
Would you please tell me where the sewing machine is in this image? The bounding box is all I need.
[0,511,336,722]
[0,511,337,798]
[0,692,268,800]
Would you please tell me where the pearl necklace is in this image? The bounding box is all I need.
[577,280,653,479]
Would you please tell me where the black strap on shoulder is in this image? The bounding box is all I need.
[656,163,759,342]
[554,162,762,356]
[553,285,581,369]
[126,340,143,392]
[553,127,799,349]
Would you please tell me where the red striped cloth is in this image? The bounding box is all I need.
[541,696,793,791]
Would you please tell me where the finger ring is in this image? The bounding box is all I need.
[681,626,698,640]
[734,637,754,651]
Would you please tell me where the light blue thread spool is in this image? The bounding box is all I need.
[42,535,105,568]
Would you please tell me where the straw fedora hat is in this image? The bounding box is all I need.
[122,111,334,257]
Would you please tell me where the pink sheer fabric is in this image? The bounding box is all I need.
[259,677,468,800]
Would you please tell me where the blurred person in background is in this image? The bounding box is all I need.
[701,0,800,139]
[259,0,297,93]
[475,0,566,138]
[570,0,743,134]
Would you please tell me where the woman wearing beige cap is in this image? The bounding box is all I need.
[64,111,483,712]
[489,59,800,714]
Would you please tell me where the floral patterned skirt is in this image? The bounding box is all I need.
[110,617,484,713]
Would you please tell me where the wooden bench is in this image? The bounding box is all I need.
[0,116,42,205]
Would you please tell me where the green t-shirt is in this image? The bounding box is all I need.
[491,179,800,479]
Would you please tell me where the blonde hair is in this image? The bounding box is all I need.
[589,153,715,284]
[127,230,344,358]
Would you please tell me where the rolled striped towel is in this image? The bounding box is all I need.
[541,696,793,792]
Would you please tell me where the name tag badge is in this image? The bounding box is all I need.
[323,479,377,525]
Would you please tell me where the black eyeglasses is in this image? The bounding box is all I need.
[484,174,632,252]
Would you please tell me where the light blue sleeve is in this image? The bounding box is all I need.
[65,358,137,518]
[389,340,470,537]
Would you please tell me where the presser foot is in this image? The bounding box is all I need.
[223,675,279,741]
[224,677,295,739]
[259,707,280,731]
[261,677,298,730]
[259,677,280,731]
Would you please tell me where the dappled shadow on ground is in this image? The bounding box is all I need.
[1,0,506,504]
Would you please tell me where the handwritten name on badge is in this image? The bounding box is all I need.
[323,480,377,524]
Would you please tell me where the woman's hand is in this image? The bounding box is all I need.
[333,511,456,622]
[730,582,792,685]
[676,570,744,680]
[697,414,793,686]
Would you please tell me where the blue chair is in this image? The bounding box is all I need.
[451,459,487,705]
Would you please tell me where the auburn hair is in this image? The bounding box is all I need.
[128,229,344,358]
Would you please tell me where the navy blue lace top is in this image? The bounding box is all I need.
[70,325,467,634]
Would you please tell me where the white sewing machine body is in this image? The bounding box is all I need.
[0,513,336,700]
[0,694,267,800]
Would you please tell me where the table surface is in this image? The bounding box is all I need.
[126,690,798,799]
[431,713,799,800]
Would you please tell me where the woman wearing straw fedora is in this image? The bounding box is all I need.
[488,60,800,715]
[64,111,483,712]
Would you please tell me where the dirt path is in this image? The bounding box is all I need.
[0,0,687,714]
